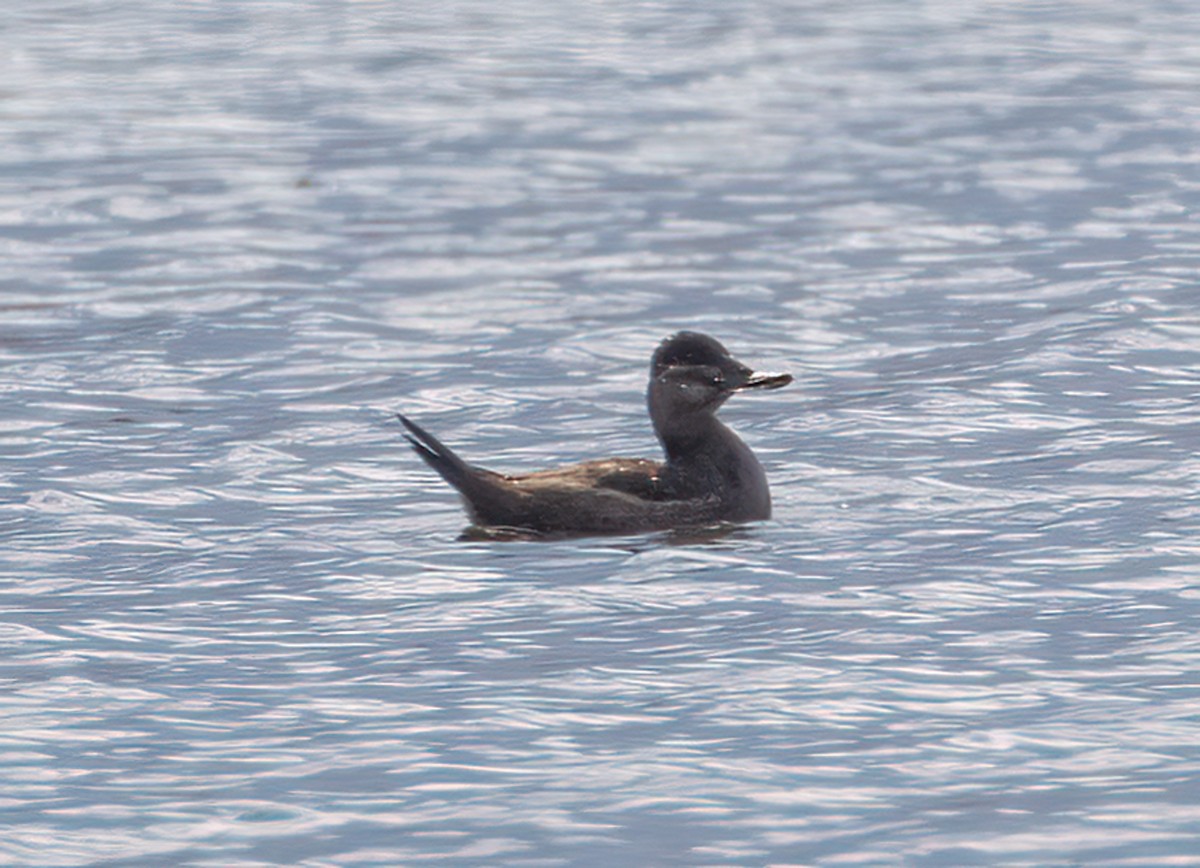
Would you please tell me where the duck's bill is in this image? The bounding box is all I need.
[739,372,793,391]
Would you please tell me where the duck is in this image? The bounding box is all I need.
[398,331,791,536]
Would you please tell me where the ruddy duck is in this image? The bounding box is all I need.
[399,331,791,536]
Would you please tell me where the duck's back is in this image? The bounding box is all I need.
[468,458,722,534]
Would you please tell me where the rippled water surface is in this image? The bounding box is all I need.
[4,1,1200,864]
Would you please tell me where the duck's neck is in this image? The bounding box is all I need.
[656,412,732,463]
[648,394,773,520]
[656,413,767,510]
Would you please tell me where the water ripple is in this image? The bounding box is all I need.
[2,0,1200,864]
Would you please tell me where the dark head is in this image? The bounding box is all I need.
[648,331,791,453]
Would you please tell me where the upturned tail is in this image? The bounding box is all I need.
[397,413,474,491]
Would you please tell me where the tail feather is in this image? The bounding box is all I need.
[397,413,474,491]
[398,413,531,526]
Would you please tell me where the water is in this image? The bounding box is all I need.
[3,0,1200,863]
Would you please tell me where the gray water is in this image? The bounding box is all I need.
[3,0,1200,864]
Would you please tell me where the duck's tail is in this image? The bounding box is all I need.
[398,413,533,528]
[397,413,474,491]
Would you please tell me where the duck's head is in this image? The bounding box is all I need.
[648,331,791,436]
